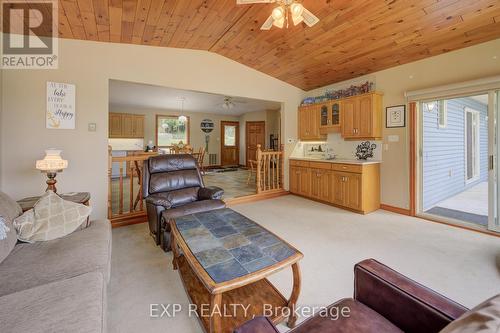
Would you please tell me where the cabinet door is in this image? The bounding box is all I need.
[341,99,356,137]
[309,106,321,139]
[346,173,362,210]
[358,95,373,138]
[122,115,135,137]
[331,102,341,127]
[298,167,310,196]
[320,104,329,127]
[133,115,144,138]
[290,166,299,194]
[319,170,332,202]
[298,107,310,140]
[109,113,122,138]
[310,169,321,199]
[332,172,346,206]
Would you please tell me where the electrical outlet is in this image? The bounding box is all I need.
[88,123,96,132]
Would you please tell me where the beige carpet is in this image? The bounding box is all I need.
[108,195,500,333]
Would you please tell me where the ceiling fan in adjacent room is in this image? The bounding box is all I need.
[220,96,247,110]
[236,0,319,30]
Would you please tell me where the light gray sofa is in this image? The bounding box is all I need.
[0,191,112,333]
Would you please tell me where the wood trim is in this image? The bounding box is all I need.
[155,114,191,148]
[111,211,147,228]
[409,101,417,217]
[245,121,266,167]
[380,204,411,216]
[225,189,289,206]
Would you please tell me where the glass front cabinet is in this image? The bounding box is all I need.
[319,101,341,133]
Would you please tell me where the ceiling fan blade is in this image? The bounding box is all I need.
[237,0,275,4]
[302,8,320,27]
[261,15,274,30]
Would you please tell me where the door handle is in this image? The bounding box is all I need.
[490,155,494,171]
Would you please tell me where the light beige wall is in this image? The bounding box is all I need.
[305,38,500,209]
[108,106,239,164]
[1,36,303,219]
[238,109,281,164]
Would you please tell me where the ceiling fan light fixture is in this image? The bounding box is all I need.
[273,17,285,28]
[292,15,304,26]
[272,6,285,20]
[290,3,304,19]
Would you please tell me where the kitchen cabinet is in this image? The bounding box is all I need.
[298,105,326,141]
[289,159,380,214]
[319,101,341,133]
[341,92,382,140]
[109,113,145,138]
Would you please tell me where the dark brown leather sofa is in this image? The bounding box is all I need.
[143,154,225,250]
[234,259,469,333]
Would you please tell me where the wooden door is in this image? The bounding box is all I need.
[332,171,346,206]
[290,166,299,194]
[358,95,373,138]
[298,107,309,140]
[311,169,331,202]
[133,115,144,138]
[298,167,310,196]
[109,113,122,138]
[341,99,356,137]
[346,173,362,210]
[122,115,135,137]
[309,106,321,139]
[245,121,265,166]
[221,121,240,166]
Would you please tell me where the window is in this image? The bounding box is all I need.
[465,108,480,183]
[156,115,190,147]
[224,125,237,146]
[438,100,447,128]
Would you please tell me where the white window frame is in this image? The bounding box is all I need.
[438,100,447,128]
[464,107,480,184]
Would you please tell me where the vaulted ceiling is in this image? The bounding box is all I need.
[34,0,500,89]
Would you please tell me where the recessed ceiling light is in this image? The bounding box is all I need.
[409,75,414,79]
[493,56,498,60]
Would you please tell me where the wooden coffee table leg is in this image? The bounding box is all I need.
[209,293,222,333]
[171,231,179,270]
[287,262,301,328]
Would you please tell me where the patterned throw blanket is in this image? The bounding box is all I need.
[0,216,10,240]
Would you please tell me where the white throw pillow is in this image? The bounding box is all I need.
[13,191,92,242]
[440,294,500,333]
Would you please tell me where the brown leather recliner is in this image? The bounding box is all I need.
[143,154,225,250]
[234,259,469,333]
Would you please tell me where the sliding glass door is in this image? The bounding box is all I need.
[489,91,500,232]
[419,91,499,232]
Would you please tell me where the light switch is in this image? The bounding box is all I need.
[88,123,96,132]
[388,135,399,142]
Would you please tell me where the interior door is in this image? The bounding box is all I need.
[246,121,265,166]
[221,121,239,167]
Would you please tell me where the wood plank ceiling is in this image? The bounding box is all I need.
[54,0,500,89]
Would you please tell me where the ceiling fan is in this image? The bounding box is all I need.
[220,96,247,110]
[236,0,319,30]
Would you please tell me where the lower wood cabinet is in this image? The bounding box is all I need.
[290,159,380,214]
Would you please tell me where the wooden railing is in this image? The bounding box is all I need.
[108,149,155,222]
[256,144,284,194]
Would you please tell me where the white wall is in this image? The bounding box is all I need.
[305,38,500,209]
[1,36,303,219]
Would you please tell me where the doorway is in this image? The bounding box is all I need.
[245,121,265,167]
[415,91,499,232]
[220,121,239,166]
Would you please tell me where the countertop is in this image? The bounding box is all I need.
[289,156,381,165]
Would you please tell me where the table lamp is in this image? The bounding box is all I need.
[35,149,68,193]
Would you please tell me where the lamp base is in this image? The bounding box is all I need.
[46,172,58,193]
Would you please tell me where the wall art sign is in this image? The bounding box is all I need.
[46,82,75,129]
[386,105,406,128]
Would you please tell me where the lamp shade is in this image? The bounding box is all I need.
[36,149,68,172]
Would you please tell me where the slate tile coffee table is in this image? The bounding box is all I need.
[170,208,303,333]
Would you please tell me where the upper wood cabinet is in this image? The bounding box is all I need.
[298,105,326,141]
[319,101,341,134]
[109,113,145,138]
[341,92,383,140]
